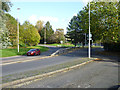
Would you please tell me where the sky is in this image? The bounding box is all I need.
[9,0,89,34]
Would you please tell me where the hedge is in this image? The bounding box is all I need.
[103,43,120,51]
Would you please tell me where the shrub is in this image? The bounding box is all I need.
[103,43,120,51]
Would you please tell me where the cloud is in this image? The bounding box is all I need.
[28,15,59,25]
[28,15,38,25]
[73,13,78,16]
[28,15,70,34]
[81,0,92,6]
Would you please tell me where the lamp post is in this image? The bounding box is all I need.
[17,8,20,52]
[88,1,91,58]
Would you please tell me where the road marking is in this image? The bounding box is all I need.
[2,59,95,88]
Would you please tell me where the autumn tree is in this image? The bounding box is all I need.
[20,21,40,46]
[35,20,44,33]
[54,28,65,44]
[35,20,44,43]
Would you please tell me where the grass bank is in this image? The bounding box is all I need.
[47,43,74,47]
[0,46,49,57]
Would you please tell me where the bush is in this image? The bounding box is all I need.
[103,43,120,51]
[19,42,28,47]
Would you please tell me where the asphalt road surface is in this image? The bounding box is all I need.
[20,59,119,88]
[2,47,119,89]
[1,46,60,61]
[2,48,89,76]
[2,47,119,76]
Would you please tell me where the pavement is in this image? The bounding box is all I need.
[20,60,119,88]
[1,46,119,89]
[16,47,119,89]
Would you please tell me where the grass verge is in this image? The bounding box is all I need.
[0,46,49,57]
[47,43,74,47]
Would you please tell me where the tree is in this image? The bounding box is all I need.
[1,1,12,12]
[0,1,12,48]
[35,20,44,33]
[79,1,119,43]
[67,1,119,46]
[54,28,65,43]
[20,21,40,46]
[67,15,84,47]
[40,21,54,44]
[6,14,17,46]
[35,20,44,41]
[35,20,44,43]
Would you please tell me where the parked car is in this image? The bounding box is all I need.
[27,49,41,56]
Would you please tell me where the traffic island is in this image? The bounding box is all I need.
[51,47,80,56]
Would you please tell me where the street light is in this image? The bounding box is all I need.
[88,1,91,58]
[17,8,20,52]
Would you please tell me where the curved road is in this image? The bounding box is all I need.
[2,46,119,89]
[2,48,88,76]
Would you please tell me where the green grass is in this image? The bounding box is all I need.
[47,43,74,47]
[47,43,104,48]
[0,46,49,57]
[92,46,103,48]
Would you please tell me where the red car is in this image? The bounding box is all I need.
[27,49,41,56]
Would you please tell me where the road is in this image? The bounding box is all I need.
[2,46,119,88]
[2,46,60,62]
[2,47,119,76]
[2,48,89,76]
[20,59,119,88]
